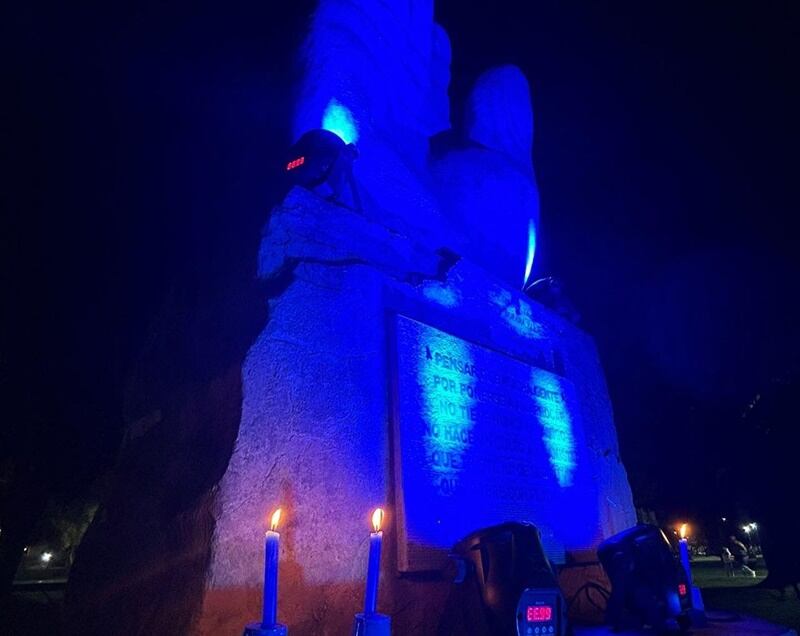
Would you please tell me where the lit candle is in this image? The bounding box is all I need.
[263,508,282,627]
[678,523,693,587]
[364,507,384,615]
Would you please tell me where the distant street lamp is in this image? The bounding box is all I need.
[40,551,52,564]
[746,523,760,552]
[741,525,760,552]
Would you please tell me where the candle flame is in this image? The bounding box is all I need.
[679,523,688,539]
[371,507,384,533]
[270,508,282,531]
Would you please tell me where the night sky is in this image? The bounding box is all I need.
[437,1,800,520]
[4,1,799,537]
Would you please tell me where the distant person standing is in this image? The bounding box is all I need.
[730,536,757,577]
[720,546,735,577]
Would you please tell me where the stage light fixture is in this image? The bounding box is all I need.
[438,522,567,636]
[598,524,691,633]
[284,129,361,209]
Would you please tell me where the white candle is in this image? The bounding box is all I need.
[678,523,693,587]
[363,508,384,615]
[262,508,282,627]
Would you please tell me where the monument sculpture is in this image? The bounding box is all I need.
[66,1,635,634]
[432,64,541,286]
[200,1,634,633]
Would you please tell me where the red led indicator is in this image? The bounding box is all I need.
[678,584,688,596]
[286,156,305,171]
[527,605,553,622]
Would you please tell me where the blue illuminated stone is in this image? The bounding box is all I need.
[531,368,576,487]
[416,325,475,496]
[196,2,635,632]
[322,98,359,144]
[431,65,541,286]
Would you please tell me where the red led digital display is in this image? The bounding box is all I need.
[527,605,553,622]
[286,156,305,171]
[678,584,687,596]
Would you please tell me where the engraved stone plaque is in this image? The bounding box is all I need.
[392,314,602,571]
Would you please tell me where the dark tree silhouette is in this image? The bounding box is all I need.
[737,369,800,597]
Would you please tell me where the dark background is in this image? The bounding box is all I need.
[439,1,800,521]
[2,0,798,587]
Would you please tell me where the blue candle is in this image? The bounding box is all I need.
[678,524,693,587]
[364,508,384,615]
[262,508,282,627]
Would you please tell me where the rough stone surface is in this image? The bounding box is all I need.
[258,187,445,284]
[63,246,268,634]
[431,65,541,286]
[466,65,535,172]
[196,188,636,635]
[292,1,540,288]
[292,0,458,258]
[68,3,633,634]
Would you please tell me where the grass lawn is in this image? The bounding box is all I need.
[692,557,800,632]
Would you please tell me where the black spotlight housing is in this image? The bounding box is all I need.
[598,524,691,633]
[438,522,567,636]
[284,129,360,208]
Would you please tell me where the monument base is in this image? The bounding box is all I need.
[243,623,288,636]
[196,188,636,635]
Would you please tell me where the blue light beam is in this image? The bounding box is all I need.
[321,98,359,144]
[418,330,476,497]
[531,369,576,487]
[523,218,536,287]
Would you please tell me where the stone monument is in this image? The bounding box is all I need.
[66,1,635,634]
[198,1,634,633]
